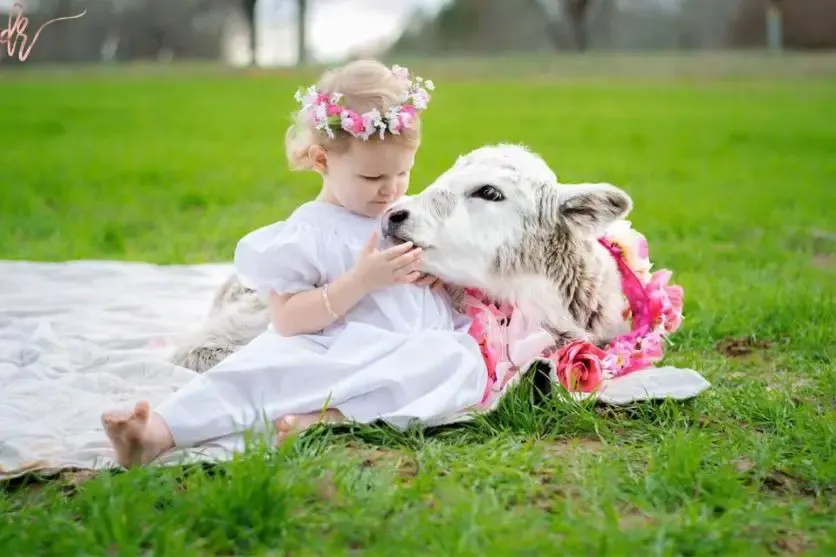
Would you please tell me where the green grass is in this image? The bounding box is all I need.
[2,57,835,555]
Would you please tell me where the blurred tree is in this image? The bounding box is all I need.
[297,0,306,65]
[390,0,554,56]
[561,0,592,51]
[674,0,741,49]
[242,0,306,66]
[730,0,836,49]
[242,0,256,65]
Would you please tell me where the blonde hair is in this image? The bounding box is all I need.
[285,59,423,171]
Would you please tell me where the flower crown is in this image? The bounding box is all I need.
[293,65,434,141]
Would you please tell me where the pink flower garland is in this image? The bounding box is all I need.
[461,221,684,395]
[293,64,433,141]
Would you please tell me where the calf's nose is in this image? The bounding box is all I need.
[387,209,409,225]
[383,209,410,235]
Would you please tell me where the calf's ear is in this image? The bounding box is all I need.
[539,182,632,236]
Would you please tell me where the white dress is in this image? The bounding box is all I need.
[156,201,488,447]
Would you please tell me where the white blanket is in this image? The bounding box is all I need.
[0,260,710,481]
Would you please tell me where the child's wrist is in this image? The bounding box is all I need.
[342,268,367,294]
[332,268,371,310]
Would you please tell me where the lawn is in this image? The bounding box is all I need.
[1,56,835,555]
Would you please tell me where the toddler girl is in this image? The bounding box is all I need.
[101,60,489,468]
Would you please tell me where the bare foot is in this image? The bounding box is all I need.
[101,401,173,469]
[275,409,344,444]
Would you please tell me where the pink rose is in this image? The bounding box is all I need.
[551,340,606,393]
[340,111,367,136]
[326,103,342,116]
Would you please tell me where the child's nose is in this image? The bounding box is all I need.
[378,178,395,194]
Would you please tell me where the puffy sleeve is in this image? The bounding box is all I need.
[233,220,325,299]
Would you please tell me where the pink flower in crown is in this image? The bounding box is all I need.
[326,103,342,116]
[351,120,366,136]
[389,113,403,134]
[646,270,684,334]
[396,112,412,132]
[401,104,417,119]
[550,340,606,393]
[340,110,366,136]
[311,104,328,126]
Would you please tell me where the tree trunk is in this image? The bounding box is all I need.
[242,0,256,66]
[564,0,591,51]
[297,0,307,66]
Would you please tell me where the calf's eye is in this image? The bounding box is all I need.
[471,185,505,202]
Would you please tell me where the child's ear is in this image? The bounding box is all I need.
[309,145,328,173]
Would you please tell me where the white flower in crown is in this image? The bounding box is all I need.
[385,107,403,134]
[298,85,319,107]
[391,65,410,82]
[362,108,385,140]
[313,103,328,125]
[293,64,434,141]
[411,89,430,110]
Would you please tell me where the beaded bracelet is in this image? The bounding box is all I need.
[321,284,340,319]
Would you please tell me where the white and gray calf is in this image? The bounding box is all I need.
[169,143,633,373]
[380,143,633,347]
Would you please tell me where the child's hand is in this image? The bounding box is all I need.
[351,231,423,291]
[416,273,445,292]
